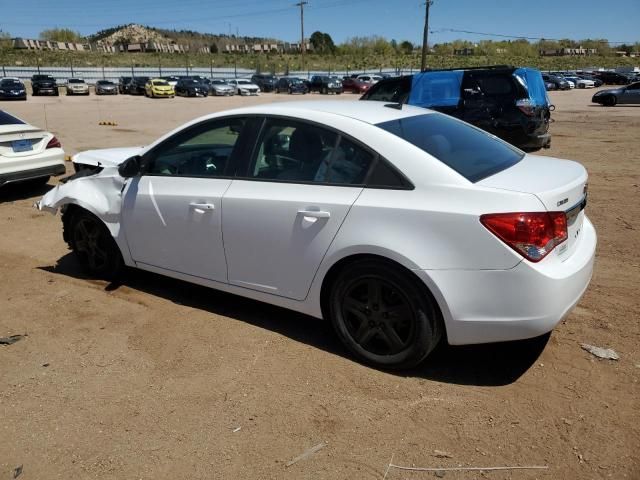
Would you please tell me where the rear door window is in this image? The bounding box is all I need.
[376,113,524,182]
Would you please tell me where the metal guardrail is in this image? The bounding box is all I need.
[0,66,411,84]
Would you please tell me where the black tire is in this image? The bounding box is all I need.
[604,95,617,107]
[67,209,123,281]
[328,259,442,369]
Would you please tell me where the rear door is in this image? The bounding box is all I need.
[222,116,375,300]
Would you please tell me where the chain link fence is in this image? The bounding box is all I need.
[1,65,415,84]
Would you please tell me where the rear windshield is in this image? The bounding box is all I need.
[0,110,25,125]
[376,113,524,182]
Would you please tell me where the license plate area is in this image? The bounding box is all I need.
[12,139,33,152]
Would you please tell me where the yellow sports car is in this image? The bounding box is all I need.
[144,78,175,98]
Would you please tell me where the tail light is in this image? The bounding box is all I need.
[516,99,535,116]
[46,136,61,149]
[480,212,568,262]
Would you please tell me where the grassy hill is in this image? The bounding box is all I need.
[1,47,637,73]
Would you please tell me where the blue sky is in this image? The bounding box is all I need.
[2,0,639,45]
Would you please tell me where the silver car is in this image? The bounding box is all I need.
[95,80,118,95]
[209,79,235,96]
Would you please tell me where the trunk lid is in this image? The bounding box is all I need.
[478,154,588,260]
[0,124,49,158]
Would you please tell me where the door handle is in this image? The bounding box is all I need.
[298,209,330,219]
[189,202,215,210]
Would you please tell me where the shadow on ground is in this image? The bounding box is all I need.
[40,253,548,387]
[0,181,52,203]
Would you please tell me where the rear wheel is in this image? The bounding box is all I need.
[67,209,123,281]
[329,259,442,369]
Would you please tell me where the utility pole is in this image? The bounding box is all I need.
[295,1,308,69]
[421,0,433,71]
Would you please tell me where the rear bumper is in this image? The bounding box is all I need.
[0,160,66,186]
[418,216,596,345]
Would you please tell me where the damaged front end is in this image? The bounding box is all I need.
[34,147,141,240]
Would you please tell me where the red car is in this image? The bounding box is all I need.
[342,77,371,94]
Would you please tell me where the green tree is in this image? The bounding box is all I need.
[399,40,414,55]
[40,28,84,43]
[310,31,335,54]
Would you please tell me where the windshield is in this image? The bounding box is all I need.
[33,75,54,80]
[1,80,22,87]
[68,79,84,84]
[237,79,251,84]
[376,113,524,183]
[97,80,113,85]
[212,80,227,85]
[153,80,169,86]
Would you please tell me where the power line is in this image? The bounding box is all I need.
[431,27,636,46]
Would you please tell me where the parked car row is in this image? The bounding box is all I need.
[2,71,396,101]
[542,70,640,90]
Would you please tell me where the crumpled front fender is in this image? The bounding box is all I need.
[36,168,126,237]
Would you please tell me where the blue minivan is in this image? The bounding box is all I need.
[361,66,552,151]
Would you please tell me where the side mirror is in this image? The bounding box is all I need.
[118,155,142,178]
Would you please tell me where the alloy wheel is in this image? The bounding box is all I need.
[341,277,416,356]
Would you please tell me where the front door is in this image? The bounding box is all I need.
[122,116,249,282]
[620,83,640,104]
[222,116,376,300]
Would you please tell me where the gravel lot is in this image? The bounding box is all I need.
[1,89,638,479]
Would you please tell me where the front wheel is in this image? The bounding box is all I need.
[604,95,617,106]
[328,259,442,369]
[68,210,123,281]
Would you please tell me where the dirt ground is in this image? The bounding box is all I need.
[0,89,638,480]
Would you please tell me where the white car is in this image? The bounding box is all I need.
[0,110,66,187]
[357,74,382,84]
[565,76,595,89]
[227,78,260,96]
[37,101,596,369]
[66,78,90,95]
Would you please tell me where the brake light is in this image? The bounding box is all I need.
[46,136,61,149]
[516,99,535,116]
[480,212,568,262]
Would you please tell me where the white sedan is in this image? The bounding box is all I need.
[37,101,596,369]
[227,78,260,96]
[566,76,596,89]
[0,110,66,187]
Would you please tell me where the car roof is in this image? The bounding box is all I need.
[221,100,431,125]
